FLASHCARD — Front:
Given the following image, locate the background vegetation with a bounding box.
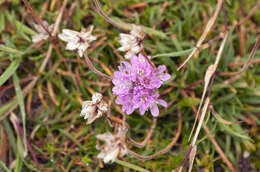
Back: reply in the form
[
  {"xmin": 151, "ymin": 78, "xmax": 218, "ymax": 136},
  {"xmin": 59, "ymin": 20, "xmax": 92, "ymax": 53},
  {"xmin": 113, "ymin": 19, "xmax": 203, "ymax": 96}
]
[{"xmin": 0, "ymin": 0, "xmax": 259, "ymax": 171}]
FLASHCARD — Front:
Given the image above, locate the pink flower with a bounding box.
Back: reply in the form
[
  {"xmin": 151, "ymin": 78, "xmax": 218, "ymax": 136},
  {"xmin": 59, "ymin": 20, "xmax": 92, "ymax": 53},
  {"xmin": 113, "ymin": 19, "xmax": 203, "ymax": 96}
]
[{"xmin": 112, "ymin": 54, "xmax": 170, "ymax": 117}]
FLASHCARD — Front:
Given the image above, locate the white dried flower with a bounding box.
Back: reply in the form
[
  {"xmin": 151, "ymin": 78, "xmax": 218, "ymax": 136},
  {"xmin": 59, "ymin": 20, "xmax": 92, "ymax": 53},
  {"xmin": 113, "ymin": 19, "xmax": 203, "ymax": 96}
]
[
  {"xmin": 96, "ymin": 125, "xmax": 128, "ymax": 163},
  {"xmin": 32, "ymin": 21, "xmax": 54, "ymax": 43},
  {"xmin": 118, "ymin": 24, "xmax": 145, "ymax": 59},
  {"xmin": 80, "ymin": 92, "xmax": 108, "ymax": 124},
  {"xmin": 58, "ymin": 26, "xmax": 96, "ymax": 57}
]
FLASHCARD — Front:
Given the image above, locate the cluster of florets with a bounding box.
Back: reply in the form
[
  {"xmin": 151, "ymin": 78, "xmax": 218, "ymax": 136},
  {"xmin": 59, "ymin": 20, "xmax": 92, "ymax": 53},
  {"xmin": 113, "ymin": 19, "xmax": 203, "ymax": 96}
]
[{"xmin": 112, "ymin": 54, "xmax": 170, "ymax": 117}]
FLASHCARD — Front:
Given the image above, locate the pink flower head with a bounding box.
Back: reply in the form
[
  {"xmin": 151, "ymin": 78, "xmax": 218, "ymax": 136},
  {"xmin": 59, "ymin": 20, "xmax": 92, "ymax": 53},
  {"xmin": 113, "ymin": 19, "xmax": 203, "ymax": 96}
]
[{"xmin": 112, "ymin": 54, "xmax": 170, "ymax": 117}]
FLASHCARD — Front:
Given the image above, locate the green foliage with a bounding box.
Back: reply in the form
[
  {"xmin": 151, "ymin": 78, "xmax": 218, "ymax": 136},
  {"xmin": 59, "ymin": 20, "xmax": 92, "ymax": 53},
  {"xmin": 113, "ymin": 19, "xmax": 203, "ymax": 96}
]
[{"xmin": 0, "ymin": 0, "xmax": 259, "ymax": 171}]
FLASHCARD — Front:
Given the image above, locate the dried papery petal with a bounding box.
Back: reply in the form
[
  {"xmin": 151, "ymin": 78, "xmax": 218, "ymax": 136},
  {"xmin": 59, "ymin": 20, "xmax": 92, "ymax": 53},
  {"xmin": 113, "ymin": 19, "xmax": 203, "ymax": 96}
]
[
  {"xmin": 92, "ymin": 92, "xmax": 103, "ymax": 104},
  {"xmin": 130, "ymin": 25, "xmax": 145, "ymax": 40},
  {"xmin": 118, "ymin": 25, "xmax": 145, "ymax": 59},
  {"xmin": 32, "ymin": 21, "xmax": 54, "ymax": 43},
  {"xmin": 96, "ymin": 125, "xmax": 128, "ymax": 163},
  {"xmin": 80, "ymin": 92, "xmax": 108, "ymax": 124},
  {"xmin": 58, "ymin": 26, "xmax": 97, "ymax": 57}
]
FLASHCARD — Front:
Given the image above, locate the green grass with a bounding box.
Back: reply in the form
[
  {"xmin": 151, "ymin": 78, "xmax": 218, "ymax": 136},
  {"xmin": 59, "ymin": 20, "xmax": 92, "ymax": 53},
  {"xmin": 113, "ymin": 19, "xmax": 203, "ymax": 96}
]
[{"xmin": 0, "ymin": 0, "xmax": 260, "ymax": 171}]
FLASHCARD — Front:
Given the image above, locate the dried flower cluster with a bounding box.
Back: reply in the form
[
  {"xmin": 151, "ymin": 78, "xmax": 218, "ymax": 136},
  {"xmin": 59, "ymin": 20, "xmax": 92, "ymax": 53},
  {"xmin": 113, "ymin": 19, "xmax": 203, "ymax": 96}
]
[
  {"xmin": 32, "ymin": 21, "xmax": 54, "ymax": 43},
  {"xmin": 96, "ymin": 125, "xmax": 128, "ymax": 163},
  {"xmin": 58, "ymin": 26, "xmax": 96, "ymax": 57},
  {"xmin": 118, "ymin": 25, "xmax": 145, "ymax": 59},
  {"xmin": 80, "ymin": 92, "xmax": 108, "ymax": 124},
  {"xmin": 112, "ymin": 54, "xmax": 170, "ymax": 117}
]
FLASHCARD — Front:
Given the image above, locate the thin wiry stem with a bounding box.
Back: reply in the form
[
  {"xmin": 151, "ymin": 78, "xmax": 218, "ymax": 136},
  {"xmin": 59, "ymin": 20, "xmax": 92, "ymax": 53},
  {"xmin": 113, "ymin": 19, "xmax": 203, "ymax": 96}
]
[
  {"xmin": 237, "ymin": 0, "xmax": 260, "ymax": 26},
  {"xmin": 127, "ymin": 118, "xmax": 157, "ymax": 148},
  {"xmin": 221, "ymin": 3, "xmax": 228, "ymax": 32},
  {"xmin": 219, "ymin": 35, "xmax": 260, "ymax": 77},
  {"xmin": 189, "ymin": 33, "xmax": 228, "ymax": 141},
  {"xmin": 177, "ymin": 0, "xmax": 223, "ymax": 70},
  {"xmin": 22, "ymin": 0, "xmax": 55, "ymax": 42},
  {"xmin": 141, "ymin": 49, "xmax": 156, "ymax": 70},
  {"xmin": 122, "ymin": 113, "xmax": 126, "ymax": 129},
  {"xmin": 93, "ymin": 0, "xmax": 127, "ymax": 30},
  {"xmin": 0, "ymin": 0, "xmax": 68, "ymax": 121},
  {"xmin": 15, "ymin": 121, "xmax": 40, "ymax": 171},
  {"xmin": 127, "ymin": 113, "xmax": 182, "ymax": 161},
  {"xmin": 179, "ymin": 90, "xmax": 236, "ymax": 172},
  {"xmin": 84, "ymin": 52, "xmax": 112, "ymax": 80},
  {"xmin": 185, "ymin": 33, "xmax": 235, "ymax": 172}
]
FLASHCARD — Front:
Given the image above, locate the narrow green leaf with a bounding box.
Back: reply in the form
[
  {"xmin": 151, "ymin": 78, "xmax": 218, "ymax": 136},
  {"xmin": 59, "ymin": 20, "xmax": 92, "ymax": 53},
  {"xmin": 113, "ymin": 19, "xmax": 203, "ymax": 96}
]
[
  {"xmin": 115, "ymin": 159, "xmax": 150, "ymax": 172},
  {"xmin": 13, "ymin": 72, "xmax": 28, "ymax": 154},
  {"xmin": 0, "ymin": 13, "xmax": 5, "ymax": 32},
  {"xmin": 3, "ymin": 119, "xmax": 17, "ymax": 153},
  {"xmin": 0, "ymin": 160, "xmax": 11, "ymax": 172},
  {"xmin": 0, "ymin": 58, "xmax": 21, "ymax": 87},
  {"xmin": 219, "ymin": 123, "xmax": 253, "ymax": 141},
  {"xmin": 58, "ymin": 129, "xmax": 86, "ymax": 151},
  {"xmin": 0, "ymin": 45, "xmax": 23, "ymax": 55},
  {"xmin": 14, "ymin": 151, "xmax": 22, "ymax": 172},
  {"xmin": 178, "ymin": 97, "xmax": 200, "ymax": 108},
  {"xmin": 152, "ymin": 48, "xmax": 193, "ymax": 58},
  {"xmin": 0, "ymin": 99, "xmax": 17, "ymax": 117}
]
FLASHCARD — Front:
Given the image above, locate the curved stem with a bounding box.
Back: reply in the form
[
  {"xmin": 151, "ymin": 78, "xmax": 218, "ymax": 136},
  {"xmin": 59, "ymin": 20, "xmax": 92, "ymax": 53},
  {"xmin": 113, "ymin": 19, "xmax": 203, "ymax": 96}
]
[
  {"xmin": 93, "ymin": 0, "xmax": 129, "ymax": 30},
  {"xmin": 127, "ymin": 113, "xmax": 182, "ymax": 161},
  {"xmin": 84, "ymin": 52, "xmax": 112, "ymax": 80},
  {"xmin": 22, "ymin": 0, "xmax": 55, "ymax": 42},
  {"xmin": 141, "ymin": 49, "xmax": 156, "ymax": 70},
  {"xmin": 127, "ymin": 118, "xmax": 157, "ymax": 148}
]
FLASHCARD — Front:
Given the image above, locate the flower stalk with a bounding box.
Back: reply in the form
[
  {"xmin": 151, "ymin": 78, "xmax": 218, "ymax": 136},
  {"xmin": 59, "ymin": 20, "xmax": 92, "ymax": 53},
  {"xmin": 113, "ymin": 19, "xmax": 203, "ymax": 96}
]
[{"xmin": 84, "ymin": 52, "xmax": 112, "ymax": 80}]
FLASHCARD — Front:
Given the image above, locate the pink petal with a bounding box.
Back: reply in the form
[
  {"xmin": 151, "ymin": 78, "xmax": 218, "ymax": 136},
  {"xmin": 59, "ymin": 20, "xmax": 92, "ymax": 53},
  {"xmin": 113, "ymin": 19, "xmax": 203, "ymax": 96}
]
[
  {"xmin": 157, "ymin": 99, "xmax": 168, "ymax": 108},
  {"xmin": 150, "ymin": 103, "xmax": 159, "ymax": 117}
]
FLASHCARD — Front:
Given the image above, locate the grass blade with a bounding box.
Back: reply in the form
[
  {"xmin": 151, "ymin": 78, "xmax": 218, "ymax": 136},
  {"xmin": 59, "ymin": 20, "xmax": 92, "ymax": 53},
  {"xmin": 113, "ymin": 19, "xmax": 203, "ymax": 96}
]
[
  {"xmin": 115, "ymin": 159, "xmax": 150, "ymax": 172},
  {"xmin": 13, "ymin": 72, "xmax": 28, "ymax": 154},
  {"xmin": 0, "ymin": 58, "xmax": 21, "ymax": 87},
  {"xmin": 152, "ymin": 48, "xmax": 193, "ymax": 58},
  {"xmin": 0, "ymin": 160, "xmax": 11, "ymax": 172}
]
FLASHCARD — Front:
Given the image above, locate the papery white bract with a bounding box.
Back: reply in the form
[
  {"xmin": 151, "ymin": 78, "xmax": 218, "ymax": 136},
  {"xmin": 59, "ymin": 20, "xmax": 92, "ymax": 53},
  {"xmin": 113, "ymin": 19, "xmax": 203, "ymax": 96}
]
[
  {"xmin": 80, "ymin": 92, "xmax": 108, "ymax": 124},
  {"xmin": 58, "ymin": 26, "xmax": 97, "ymax": 57},
  {"xmin": 96, "ymin": 125, "xmax": 128, "ymax": 163},
  {"xmin": 32, "ymin": 21, "xmax": 54, "ymax": 43},
  {"xmin": 118, "ymin": 25, "xmax": 145, "ymax": 59}
]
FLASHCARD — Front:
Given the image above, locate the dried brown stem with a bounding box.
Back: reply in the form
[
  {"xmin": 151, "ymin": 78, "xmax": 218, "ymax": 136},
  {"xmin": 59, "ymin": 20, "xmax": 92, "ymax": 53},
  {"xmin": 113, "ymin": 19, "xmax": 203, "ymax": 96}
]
[
  {"xmin": 189, "ymin": 33, "xmax": 228, "ymax": 141},
  {"xmin": 83, "ymin": 52, "xmax": 112, "ymax": 80},
  {"xmin": 221, "ymin": 3, "xmax": 228, "ymax": 32},
  {"xmin": 108, "ymin": 115, "xmax": 130, "ymax": 129},
  {"xmin": 202, "ymin": 123, "xmax": 236, "ymax": 172},
  {"xmin": 22, "ymin": 0, "xmax": 54, "ymax": 42},
  {"xmin": 127, "ymin": 112, "xmax": 182, "ymax": 161},
  {"xmin": 141, "ymin": 49, "xmax": 156, "ymax": 70},
  {"xmin": 219, "ymin": 35, "xmax": 260, "ymax": 77},
  {"xmin": 179, "ymin": 90, "xmax": 236, "ymax": 172},
  {"xmin": 237, "ymin": 0, "xmax": 260, "ymax": 26},
  {"xmin": 0, "ymin": 0, "xmax": 68, "ymax": 121},
  {"xmin": 127, "ymin": 118, "xmax": 157, "ymax": 148},
  {"xmin": 93, "ymin": 0, "xmax": 127, "ymax": 30},
  {"xmin": 15, "ymin": 120, "xmax": 40, "ymax": 171},
  {"xmin": 177, "ymin": 0, "xmax": 223, "ymax": 70}
]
